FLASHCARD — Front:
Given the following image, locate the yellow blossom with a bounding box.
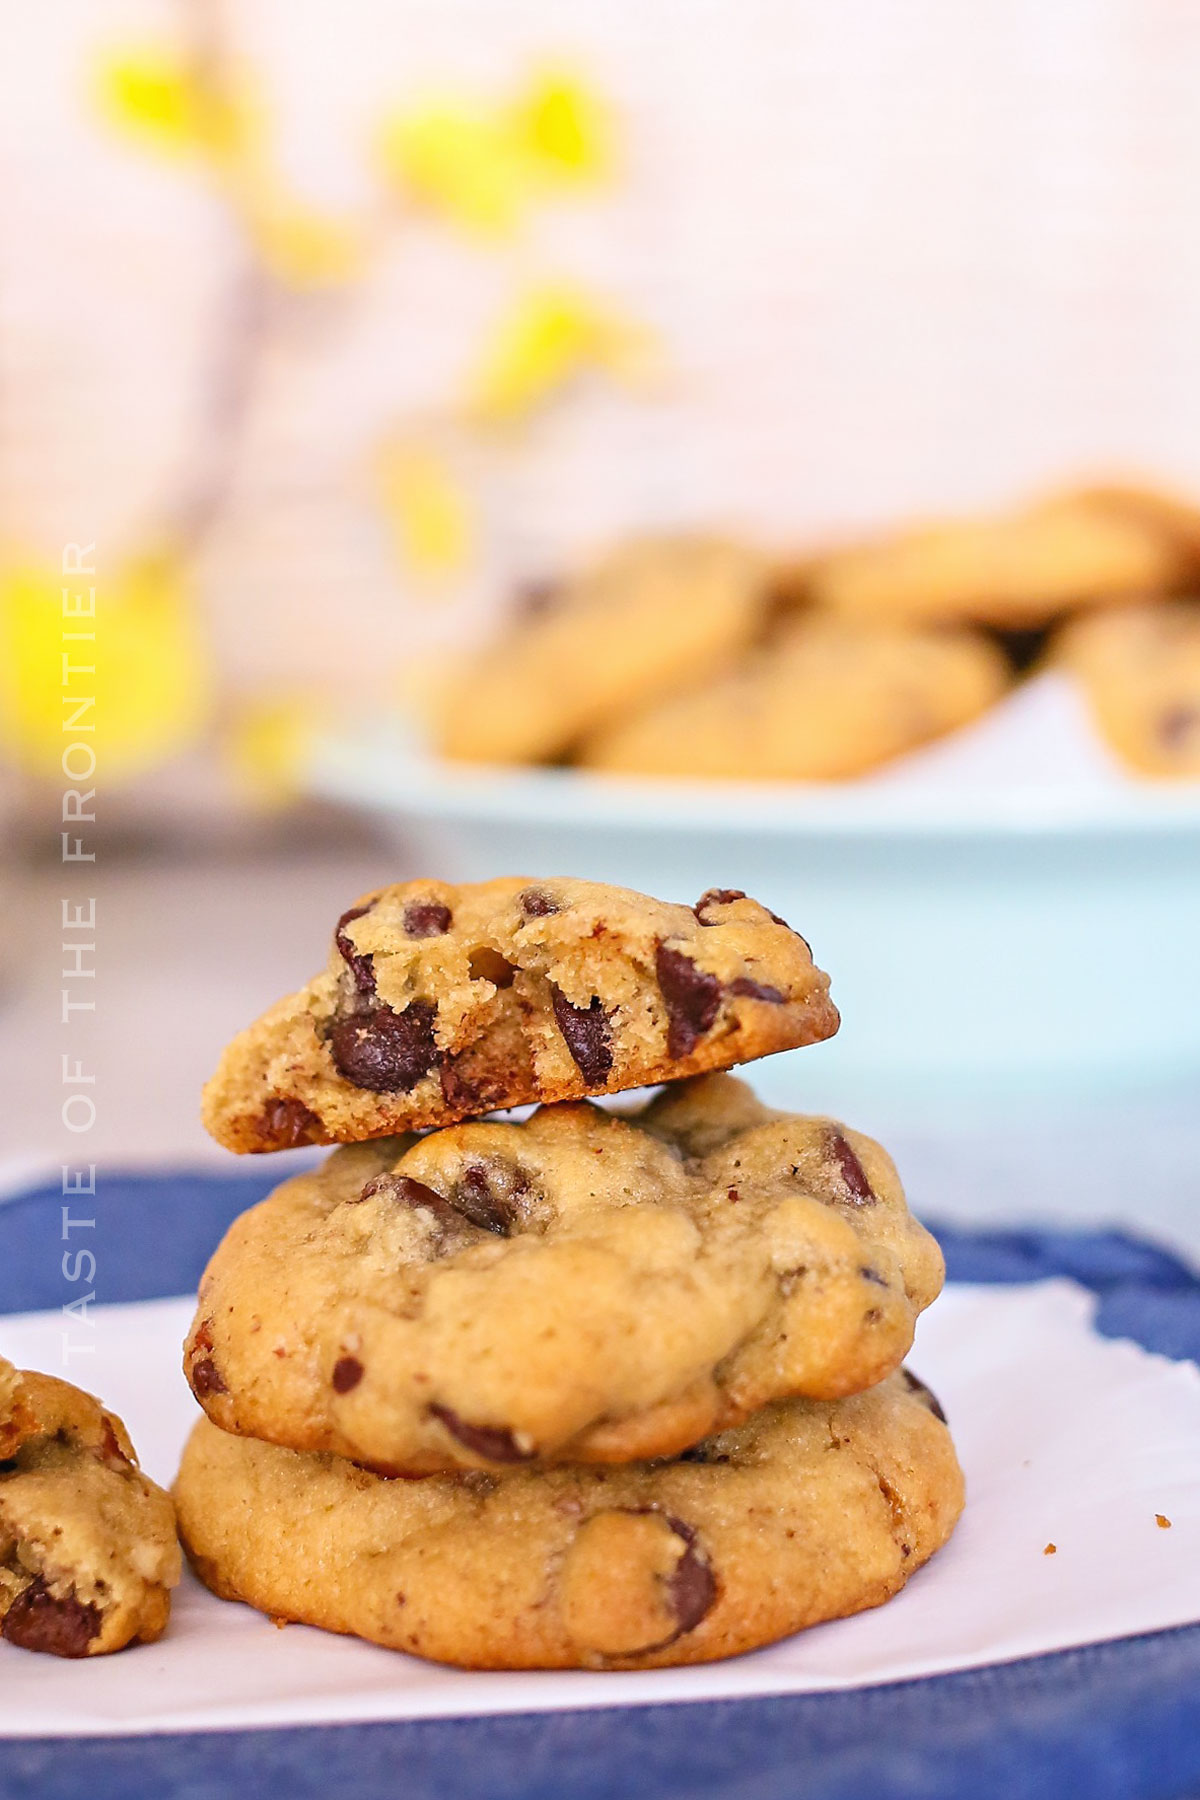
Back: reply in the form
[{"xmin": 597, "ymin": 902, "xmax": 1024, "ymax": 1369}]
[
  {"xmin": 377, "ymin": 68, "xmax": 611, "ymax": 234},
  {"xmin": 378, "ymin": 101, "xmax": 527, "ymax": 234},
  {"xmin": 467, "ymin": 285, "xmax": 655, "ymax": 423},
  {"xmin": 508, "ymin": 68, "xmax": 611, "ymax": 181},
  {"xmin": 94, "ymin": 45, "xmax": 254, "ymax": 165},
  {"xmin": 0, "ymin": 552, "xmax": 211, "ymax": 782},
  {"xmin": 239, "ymin": 176, "xmax": 365, "ymax": 288},
  {"xmin": 224, "ymin": 694, "xmax": 327, "ymax": 806},
  {"xmin": 377, "ymin": 442, "xmax": 474, "ymax": 580}
]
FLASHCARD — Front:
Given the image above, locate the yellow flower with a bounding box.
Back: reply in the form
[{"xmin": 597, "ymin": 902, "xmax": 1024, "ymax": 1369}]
[
  {"xmin": 0, "ymin": 552, "xmax": 212, "ymax": 782},
  {"xmin": 377, "ymin": 442, "xmax": 474, "ymax": 580},
  {"xmin": 508, "ymin": 68, "xmax": 611, "ymax": 182},
  {"xmin": 467, "ymin": 284, "xmax": 655, "ymax": 423},
  {"xmin": 94, "ymin": 45, "xmax": 254, "ymax": 165},
  {"xmin": 377, "ymin": 68, "xmax": 611, "ymax": 235},
  {"xmin": 238, "ymin": 174, "xmax": 365, "ymax": 288},
  {"xmin": 378, "ymin": 100, "xmax": 527, "ymax": 234},
  {"xmin": 224, "ymin": 694, "xmax": 327, "ymax": 807}
]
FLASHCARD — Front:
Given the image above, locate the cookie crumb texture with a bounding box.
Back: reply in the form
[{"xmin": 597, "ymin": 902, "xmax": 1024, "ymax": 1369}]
[
  {"xmin": 184, "ymin": 1073, "xmax": 943, "ymax": 1474},
  {"xmin": 201, "ymin": 879, "xmax": 838, "ymax": 1153},
  {"xmin": 174, "ymin": 1373, "xmax": 963, "ymax": 1670},
  {"xmin": 0, "ymin": 1357, "xmax": 180, "ymax": 1657}
]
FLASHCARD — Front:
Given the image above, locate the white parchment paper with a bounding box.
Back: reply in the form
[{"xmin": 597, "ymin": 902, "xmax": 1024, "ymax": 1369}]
[{"xmin": 0, "ymin": 1280, "xmax": 1197, "ymax": 1738}]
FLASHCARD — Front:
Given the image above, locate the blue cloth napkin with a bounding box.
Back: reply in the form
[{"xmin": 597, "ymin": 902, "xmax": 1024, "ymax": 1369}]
[{"xmin": 1, "ymin": 1169, "xmax": 1198, "ymax": 1800}]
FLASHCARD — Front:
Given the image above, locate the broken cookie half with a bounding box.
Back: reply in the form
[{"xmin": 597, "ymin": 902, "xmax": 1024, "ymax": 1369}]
[
  {"xmin": 202, "ymin": 877, "xmax": 839, "ymax": 1153},
  {"xmin": 0, "ymin": 1356, "xmax": 180, "ymax": 1657}
]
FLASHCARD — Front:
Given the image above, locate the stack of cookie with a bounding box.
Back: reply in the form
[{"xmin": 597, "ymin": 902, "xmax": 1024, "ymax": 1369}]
[{"xmin": 176, "ymin": 878, "xmax": 964, "ymax": 1670}]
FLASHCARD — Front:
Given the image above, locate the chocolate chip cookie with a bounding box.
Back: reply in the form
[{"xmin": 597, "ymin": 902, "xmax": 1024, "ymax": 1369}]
[
  {"xmin": 175, "ymin": 1368, "xmax": 963, "ymax": 1670},
  {"xmin": 185, "ymin": 1074, "xmax": 943, "ymax": 1474},
  {"xmin": 201, "ymin": 879, "xmax": 838, "ymax": 1153},
  {"xmin": 0, "ymin": 1357, "xmax": 180, "ymax": 1657},
  {"xmin": 1054, "ymin": 599, "xmax": 1200, "ymax": 777},
  {"xmin": 808, "ymin": 490, "xmax": 1188, "ymax": 629},
  {"xmin": 582, "ymin": 617, "xmax": 1009, "ymax": 780},
  {"xmin": 436, "ymin": 535, "xmax": 771, "ymax": 765}
]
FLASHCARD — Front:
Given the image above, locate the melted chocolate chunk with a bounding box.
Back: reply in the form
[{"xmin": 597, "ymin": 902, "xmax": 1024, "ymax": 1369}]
[
  {"xmin": 655, "ymin": 945, "xmax": 722, "ymax": 1058},
  {"xmin": 550, "ymin": 986, "xmax": 613, "ymax": 1083},
  {"xmin": 663, "ymin": 1518, "xmax": 717, "ymax": 1639},
  {"xmin": 902, "ymin": 1368, "xmax": 947, "ymax": 1423},
  {"xmin": 261, "ymin": 1097, "xmax": 321, "ymax": 1149},
  {"xmin": 455, "ymin": 1164, "xmax": 518, "ymax": 1235},
  {"xmin": 428, "ymin": 1404, "xmax": 534, "ymax": 1464},
  {"xmin": 694, "ymin": 888, "xmax": 746, "ymax": 922},
  {"xmin": 335, "ymin": 904, "xmax": 376, "ymax": 997},
  {"xmin": 330, "ymin": 1002, "xmax": 438, "ymax": 1093},
  {"xmin": 332, "ymin": 1356, "xmax": 364, "ymax": 1394},
  {"xmin": 519, "ymin": 888, "xmax": 560, "ymax": 918},
  {"xmin": 828, "ymin": 1128, "xmax": 874, "ymax": 1204},
  {"xmin": 728, "ymin": 976, "xmax": 786, "ymax": 1003},
  {"xmin": 515, "ymin": 577, "xmax": 563, "ymax": 621},
  {"xmin": 190, "ymin": 1356, "xmax": 227, "ymax": 1399},
  {"xmin": 1, "ymin": 1578, "xmax": 102, "ymax": 1658},
  {"xmin": 404, "ymin": 901, "xmax": 453, "ymax": 938},
  {"xmin": 1159, "ymin": 703, "xmax": 1200, "ymax": 751},
  {"xmin": 363, "ymin": 1172, "xmax": 461, "ymax": 1232}
]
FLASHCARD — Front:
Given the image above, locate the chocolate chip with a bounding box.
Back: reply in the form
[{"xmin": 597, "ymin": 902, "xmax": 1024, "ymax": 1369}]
[
  {"xmin": 190, "ymin": 1357, "xmax": 227, "ymax": 1399},
  {"xmin": 455, "ymin": 1165, "xmax": 518, "ymax": 1235},
  {"xmin": 261, "ymin": 1097, "xmax": 321, "ymax": 1148},
  {"xmin": 1, "ymin": 1579, "xmax": 102, "ymax": 1658},
  {"xmin": 550, "ymin": 986, "xmax": 613, "ymax": 1083},
  {"xmin": 694, "ymin": 888, "xmax": 746, "ymax": 922},
  {"xmin": 332, "ymin": 1356, "xmax": 364, "ymax": 1394},
  {"xmin": 663, "ymin": 1517, "xmax": 717, "ymax": 1639},
  {"xmin": 428, "ymin": 1404, "xmax": 534, "ymax": 1463},
  {"xmin": 1159, "ymin": 704, "xmax": 1200, "ymax": 751},
  {"xmin": 467, "ymin": 946, "xmax": 516, "ymax": 988},
  {"xmin": 515, "ymin": 577, "xmax": 562, "ymax": 621},
  {"xmin": 860, "ymin": 1265, "xmax": 888, "ymax": 1287},
  {"xmin": 335, "ymin": 904, "xmax": 376, "ymax": 997},
  {"xmin": 330, "ymin": 1001, "xmax": 438, "ymax": 1092},
  {"xmin": 656, "ymin": 945, "xmax": 721, "ymax": 1058},
  {"xmin": 519, "ymin": 888, "xmax": 559, "ymax": 918},
  {"xmin": 364, "ymin": 1171, "xmax": 458, "ymax": 1225},
  {"xmin": 902, "ymin": 1368, "xmax": 947, "ymax": 1423},
  {"xmin": 728, "ymin": 976, "xmax": 786, "ymax": 1003},
  {"xmin": 403, "ymin": 901, "xmax": 452, "ymax": 938},
  {"xmin": 828, "ymin": 1128, "xmax": 874, "ymax": 1203}
]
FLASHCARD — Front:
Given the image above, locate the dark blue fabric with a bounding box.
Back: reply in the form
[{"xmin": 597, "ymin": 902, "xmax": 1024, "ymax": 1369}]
[{"xmin": 1, "ymin": 1170, "xmax": 1198, "ymax": 1800}]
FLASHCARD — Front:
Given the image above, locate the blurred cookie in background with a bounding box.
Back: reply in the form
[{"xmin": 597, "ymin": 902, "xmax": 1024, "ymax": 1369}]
[
  {"xmin": 1053, "ymin": 599, "xmax": 1200, "ymax": 778},
  {"xmin": 806, "ymin": 486, "xmax": 1195, "ymax": 630},
  {"xmin": 581, "ymin": 617, "xmax": 1010, "ymax": 781},
  {"xmin": 436, "ymin": 535, "xmax": 771, "ymax": 766}
]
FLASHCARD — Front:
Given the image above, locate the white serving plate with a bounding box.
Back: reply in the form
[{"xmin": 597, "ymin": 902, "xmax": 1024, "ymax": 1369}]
[{"xmin": 304, "ymin": 680, "xmax": 1200, "ymax": 1114}]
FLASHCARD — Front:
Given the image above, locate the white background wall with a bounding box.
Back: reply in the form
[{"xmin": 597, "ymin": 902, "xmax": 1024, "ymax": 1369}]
[{"xmin": 5, "ymin": 0, "xmax": 1200, "ymax": 699}]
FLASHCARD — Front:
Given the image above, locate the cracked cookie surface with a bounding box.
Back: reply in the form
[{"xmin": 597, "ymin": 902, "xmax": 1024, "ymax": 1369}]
[
  {"xmin": 185, "ymin": 1074, "xmax": 943, "ymax": 1475},
  {"xmin": 435, "ymin": 535, "xmax": 771, "ymax": 766},
  {"xmin": 174, "ymin": 1369, "xmax": 963, "ymax": 1670},
  {"xmin": 0, "ymin": 1357, "xmax": 179, "ymax": 1657},
  {"xmin": 201, "ymin": 879, "xmax": 838, "ymax": 1153}
]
